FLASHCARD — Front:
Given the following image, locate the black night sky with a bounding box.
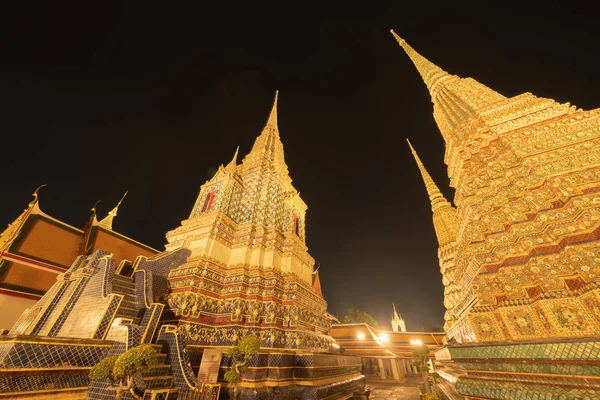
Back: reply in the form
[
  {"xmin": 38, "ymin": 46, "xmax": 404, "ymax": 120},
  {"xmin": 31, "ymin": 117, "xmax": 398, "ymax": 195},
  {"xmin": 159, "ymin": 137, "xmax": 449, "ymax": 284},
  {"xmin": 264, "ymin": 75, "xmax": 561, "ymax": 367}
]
[{"xmin": 2, "ymin": 2, "xmax": 599, "ymax": 330}]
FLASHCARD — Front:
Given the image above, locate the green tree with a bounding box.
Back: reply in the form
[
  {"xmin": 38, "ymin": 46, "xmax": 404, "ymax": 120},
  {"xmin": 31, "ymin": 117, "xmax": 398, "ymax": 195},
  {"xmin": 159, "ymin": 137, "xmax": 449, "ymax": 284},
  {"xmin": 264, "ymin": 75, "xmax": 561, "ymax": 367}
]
[
  {"xmin": 341, "ymin": 308, "xmax": 379, "ymax": 327},
  {"xmin": 89, "ymin": 344, "xmax": 158, "ymax": 400},
  {"xmin": 224, "ymin": 334, "xmax": 261, "ymax": 400}
]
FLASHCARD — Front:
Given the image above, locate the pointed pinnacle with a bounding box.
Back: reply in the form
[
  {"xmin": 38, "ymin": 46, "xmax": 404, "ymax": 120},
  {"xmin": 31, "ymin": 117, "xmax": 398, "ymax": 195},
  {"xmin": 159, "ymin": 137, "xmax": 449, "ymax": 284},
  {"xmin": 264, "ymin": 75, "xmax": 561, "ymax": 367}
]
[
  {"xmin": 117, "ymin": 191, "xmax": 128, "ymax": 207},
  {"xmin": 227, "ymin": 146, "xmax": 239, "ymax": 167},
  {"xmin": 98, "ymin": 191, "xmax": 128, "ymax": 230},
  {"xmin": 266, "ymin": 90, "xmax": 279, "ymax": 128},
  {"xmin": 109, "ymin": 191, "xmax": 128, "ymax": 216},
  {"xmin": 406, "ymin": 139, "xmax": 451, "ymax": 212},
  {"xmin": 390, "ymin": 30, "xmax": 449, "ymax": 93}
]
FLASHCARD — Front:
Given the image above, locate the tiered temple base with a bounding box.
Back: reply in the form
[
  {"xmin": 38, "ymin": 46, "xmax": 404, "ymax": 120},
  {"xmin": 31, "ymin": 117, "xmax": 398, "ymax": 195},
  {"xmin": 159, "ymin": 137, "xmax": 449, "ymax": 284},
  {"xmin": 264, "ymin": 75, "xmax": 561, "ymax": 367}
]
[
  {"xmin": 0, "ymin": 335, "xmax": 111, "ymax": 399},
  {"xmin": 217, "ymin": 352, "xmax": 365, "ymax": 400},
  {"xmin": 435, "ymin": 337, "xmax": 600, "ymax": 399}
]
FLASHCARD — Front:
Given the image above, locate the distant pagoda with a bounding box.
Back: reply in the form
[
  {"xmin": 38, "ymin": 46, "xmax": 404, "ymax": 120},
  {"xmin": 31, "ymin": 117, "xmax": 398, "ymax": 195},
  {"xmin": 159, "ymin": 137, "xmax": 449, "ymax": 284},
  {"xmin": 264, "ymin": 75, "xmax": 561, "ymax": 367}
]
[{"xmin": 391, "ymin": 303, "xmax": 406, "ymax": 332}]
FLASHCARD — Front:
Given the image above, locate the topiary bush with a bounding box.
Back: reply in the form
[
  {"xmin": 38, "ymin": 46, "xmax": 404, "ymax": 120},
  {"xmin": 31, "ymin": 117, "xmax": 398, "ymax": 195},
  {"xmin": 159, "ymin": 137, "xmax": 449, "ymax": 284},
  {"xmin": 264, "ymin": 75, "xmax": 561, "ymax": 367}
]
[
  {"xmin": 113, "ymin": 344, "xmax": 157, "ymax": 379},
  {"xmin": 224, "ymin": 334, "xmax": 260, "ymax": 383},
  {"xmin": 224, "ymin": 334, "xmax": 261, "ymax": 399},
  {"xmin": 89, "ymin": 355, "xmax": 118, "ymax": 381},
  {"xmin": 89, "ymin": 345, "xmax": 157, "ymax": 400}
]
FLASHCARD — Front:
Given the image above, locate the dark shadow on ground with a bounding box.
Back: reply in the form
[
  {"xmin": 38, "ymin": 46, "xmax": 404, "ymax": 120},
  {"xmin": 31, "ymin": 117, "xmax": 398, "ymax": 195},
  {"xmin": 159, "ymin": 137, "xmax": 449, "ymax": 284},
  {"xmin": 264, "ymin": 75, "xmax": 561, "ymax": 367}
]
[{"xmin": 366, "ymin": 375, "xmax": 422, "ymax": 400}]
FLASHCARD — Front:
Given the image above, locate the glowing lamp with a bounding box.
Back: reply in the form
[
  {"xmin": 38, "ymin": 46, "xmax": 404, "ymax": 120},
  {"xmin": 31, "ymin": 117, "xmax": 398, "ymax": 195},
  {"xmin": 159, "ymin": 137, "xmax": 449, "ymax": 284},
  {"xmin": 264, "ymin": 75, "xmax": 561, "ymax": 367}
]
[
  {"xmin": 410, "ymin": 339, "xmax": 422, "ymax": 345},
  {"xmin": 379, "ymin": 333, "xmax": 389, "ymax": 343},
  {"xmin": 357, "ymin": 332, "xmax": 365, "ymax": 340}
]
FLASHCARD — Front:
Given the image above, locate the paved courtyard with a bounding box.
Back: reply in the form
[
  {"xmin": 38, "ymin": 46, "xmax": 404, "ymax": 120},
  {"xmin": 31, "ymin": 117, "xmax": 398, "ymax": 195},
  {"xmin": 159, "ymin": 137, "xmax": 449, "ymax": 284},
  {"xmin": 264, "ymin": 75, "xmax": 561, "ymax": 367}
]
[{"xmin": 366, "ymin": 375, "xmax": 422, "ymax": 400}]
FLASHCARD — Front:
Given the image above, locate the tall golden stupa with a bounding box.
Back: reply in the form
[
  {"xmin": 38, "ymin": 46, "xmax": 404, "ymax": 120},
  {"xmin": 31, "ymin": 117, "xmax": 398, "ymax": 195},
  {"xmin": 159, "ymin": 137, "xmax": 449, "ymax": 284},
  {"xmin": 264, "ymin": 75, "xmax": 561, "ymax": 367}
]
[
  {"xmin": 393, "ymin": 30, "xmax": 600, "ymax": 398},
  {"xmin": 393, "ymin": 30, "xmax": 600, "ymax": 344}
]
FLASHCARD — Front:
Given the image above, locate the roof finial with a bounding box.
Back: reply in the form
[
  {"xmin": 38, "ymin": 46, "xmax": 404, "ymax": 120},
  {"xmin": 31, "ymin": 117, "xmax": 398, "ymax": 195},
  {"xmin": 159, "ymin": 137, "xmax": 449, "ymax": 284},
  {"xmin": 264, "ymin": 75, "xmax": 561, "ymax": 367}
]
[
  {"xmin": 393, "ymin": 302, "xmax": 399, "ymax": 318},
  {"xmin": 98, "ymin": 191, "xmax": 128, "ymax": 230},
  {"xmin": 29, "ymin": 184, "xmax": 48, "ymax": 207},
  {"xmin": 91, "ymin": 200, "xmax": 101, "ymax": 213},
  {"xmin": 406, "ymin": 139, "xmax": 451, "ymax": 212},
  {"xmin": 390, "ymin": 30, "xmax": 449, "ymax": 93}
]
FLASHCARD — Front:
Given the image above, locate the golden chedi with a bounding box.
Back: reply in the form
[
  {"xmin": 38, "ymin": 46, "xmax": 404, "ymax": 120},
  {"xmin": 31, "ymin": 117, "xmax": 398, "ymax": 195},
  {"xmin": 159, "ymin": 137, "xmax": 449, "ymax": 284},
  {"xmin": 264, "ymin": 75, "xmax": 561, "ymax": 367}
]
[{"xmin": 393, "ymin": 30, "xmax": 600, "ymax": 344}]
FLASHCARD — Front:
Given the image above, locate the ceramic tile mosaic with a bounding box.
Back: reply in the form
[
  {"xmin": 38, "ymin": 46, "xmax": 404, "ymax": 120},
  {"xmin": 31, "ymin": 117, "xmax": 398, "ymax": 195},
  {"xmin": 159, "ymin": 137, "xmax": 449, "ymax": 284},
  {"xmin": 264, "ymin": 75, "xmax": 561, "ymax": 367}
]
[
  {"xmin": 449, "ymin": 339, "xmax": 600, "ymax": 360},
  {"xmin": 456, "ymin": 376, "xmax": 598, "ymax": 400}
]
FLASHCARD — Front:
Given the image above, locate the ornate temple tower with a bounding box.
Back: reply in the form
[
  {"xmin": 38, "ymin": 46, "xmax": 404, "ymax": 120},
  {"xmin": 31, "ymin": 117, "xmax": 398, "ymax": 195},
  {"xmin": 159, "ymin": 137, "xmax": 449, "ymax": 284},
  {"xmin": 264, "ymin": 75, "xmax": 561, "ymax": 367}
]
[
  {"xmin": 164, "ymin": 92, "xmax": 333, "ymax": 352},
  {"xmin": 407, "ymin": 140, "xmax": 460, "ymax": 332},
  {"xmin": 165, "ymin": 91, "xmax": 313, "ymax": 284},
  {"xmin": 0, "ymin": 92, "xmax": 365, "ymax": 400},
  {"xmin": 391, "ymin": 303, "xmax": 406, "ymax": 332},
  {"xmin": 393, "ymin": 30, "xmax": 600, "ymax": 345}
]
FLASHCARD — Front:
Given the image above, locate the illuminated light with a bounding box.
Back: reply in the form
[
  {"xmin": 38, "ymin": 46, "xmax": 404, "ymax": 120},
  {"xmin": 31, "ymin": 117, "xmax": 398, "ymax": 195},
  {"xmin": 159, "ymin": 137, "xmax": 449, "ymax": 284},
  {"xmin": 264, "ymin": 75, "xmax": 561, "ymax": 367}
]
[
  {"xmin": 357, "ymin": 332, "xmax": 365, "ymax": 340},
  {"xmin": 410, "ymin": 339, "xmax": 422, "ymax": 345},
  {"xmin": 332, "ymin": 343, "xmax": 340, "ymax": 349},
  {"xmin": 379, "ymin": 333, "xmax": 389, "ymax": 343}
]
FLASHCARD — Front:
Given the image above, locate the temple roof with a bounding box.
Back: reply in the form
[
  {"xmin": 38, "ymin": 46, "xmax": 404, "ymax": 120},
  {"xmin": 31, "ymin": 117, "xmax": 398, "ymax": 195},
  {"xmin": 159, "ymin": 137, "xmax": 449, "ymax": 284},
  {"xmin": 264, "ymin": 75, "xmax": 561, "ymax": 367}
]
[{"xmin": 330, "ymin": 323, "xmax": 445, "ymax": 358}]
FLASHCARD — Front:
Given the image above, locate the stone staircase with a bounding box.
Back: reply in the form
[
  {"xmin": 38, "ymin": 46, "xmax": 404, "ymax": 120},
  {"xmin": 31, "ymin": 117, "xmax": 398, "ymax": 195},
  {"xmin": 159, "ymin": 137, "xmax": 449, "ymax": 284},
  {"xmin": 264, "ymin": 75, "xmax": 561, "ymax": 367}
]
[
  {"xmin": 110, "ymin": 276, "xmax": 180, "ymax": 398},
  {"xmin": 142, "ymin": 344, "xmax": 174, "ymax": 390},
  {"xmin": 112, "ymin": 275, "xmax": 143, "ymax": 324},
  {"xmin": 125, "ymin": 343, "xmax": 177, "ymax": 400}
]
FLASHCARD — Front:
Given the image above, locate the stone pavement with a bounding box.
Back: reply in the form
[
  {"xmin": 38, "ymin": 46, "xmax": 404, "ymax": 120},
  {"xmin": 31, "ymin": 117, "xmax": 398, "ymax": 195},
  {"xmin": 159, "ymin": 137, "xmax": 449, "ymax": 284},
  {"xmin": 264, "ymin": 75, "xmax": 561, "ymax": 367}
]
[{"xmin": 365, "ymin": 375, "xmax": 422, "ymax": 400}]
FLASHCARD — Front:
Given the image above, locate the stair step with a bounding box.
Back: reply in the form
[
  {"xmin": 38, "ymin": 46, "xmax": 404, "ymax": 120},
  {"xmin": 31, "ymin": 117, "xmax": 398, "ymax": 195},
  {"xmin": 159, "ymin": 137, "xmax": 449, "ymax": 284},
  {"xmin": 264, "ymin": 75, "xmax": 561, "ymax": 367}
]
[
  {"xmin": 143, "ymin": 375, "xmax": 173, "ymax": 381},
  {"xmin": 143, "ymin": 375, "xmax": 173, "ymax": 389},
  {"xmin": 119, "ymin": 293, "xmax": 136, "ymax": 302},
  {"xmin": 156, "ymin": 354, "xmax": 167, "ymax": 364},
  {"xmin": 113, "ymin": 275, "xmax": 134, "ymax": 283},
  {"xmin": 120, "ymin": 299, "xmax": 139, "ymax": 309},
  {"xmin": 116, "ymin": 308, "xmax": 142, "ymax": 319},
  {"xmin": 147, "ymin": 364, "xmax": 171, "ymax": 376},
  {"xmin": 113, "ymin": 286, "xmax": 136, "ymax": 295}
]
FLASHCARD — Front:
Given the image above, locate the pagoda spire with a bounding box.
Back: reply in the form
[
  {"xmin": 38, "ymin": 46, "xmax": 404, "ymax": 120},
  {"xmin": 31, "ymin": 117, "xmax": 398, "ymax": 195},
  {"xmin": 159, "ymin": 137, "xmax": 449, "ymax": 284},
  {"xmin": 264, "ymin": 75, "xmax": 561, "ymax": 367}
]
[
  {"xmin": 406, "ymin": 139, "xmax": 452, "ymax": 212},
  {"xmin": 391, "ymin": 31, "xmax": 506, "ymax": 138},
  {"xmin": 245, "ymin": 90, "xmax": 287, "ymax": 170},
  {"xmin": 98, "ymin": 191, "xmax": 128, "ymax": 230},
  {"xmin": 407, "ymin": 139, "xmax": 459, "ymax": 247},
  {"xmin": 390, "ymin": 30, "xmax": 449, "ymax": 94},
  {"xmin": 266, "ymin": 90, "xmax": 278, "ymax": 130},
  {"xmin": 393, "ymin": 303, "xmax": 399, "ymax": 319},
  {"xmin": 226, "ymin": 146, "xmax": 239, "ymax": 169}
]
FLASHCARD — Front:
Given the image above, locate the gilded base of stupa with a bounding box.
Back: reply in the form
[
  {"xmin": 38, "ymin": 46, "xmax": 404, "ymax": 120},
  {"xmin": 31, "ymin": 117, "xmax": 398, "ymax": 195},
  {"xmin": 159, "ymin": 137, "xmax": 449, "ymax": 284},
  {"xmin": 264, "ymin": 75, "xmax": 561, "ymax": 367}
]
[{"xmin": 436, "ymin": 337, "xmax": 600, "ymax": 399}]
